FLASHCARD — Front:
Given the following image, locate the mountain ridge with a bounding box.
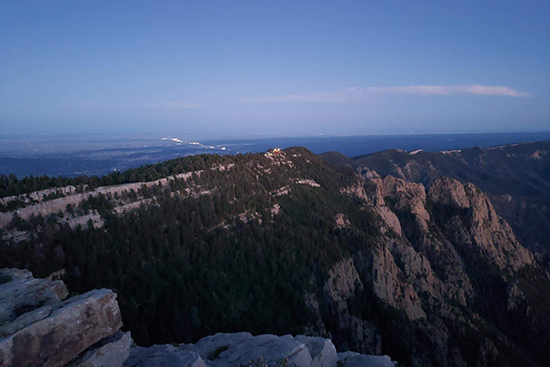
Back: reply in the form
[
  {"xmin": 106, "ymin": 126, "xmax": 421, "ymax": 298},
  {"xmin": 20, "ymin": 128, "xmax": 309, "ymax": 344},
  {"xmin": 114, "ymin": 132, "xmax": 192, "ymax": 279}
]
[{"xmin": 324, "ymin": 140, "xmax": 550, "ymax": 256}]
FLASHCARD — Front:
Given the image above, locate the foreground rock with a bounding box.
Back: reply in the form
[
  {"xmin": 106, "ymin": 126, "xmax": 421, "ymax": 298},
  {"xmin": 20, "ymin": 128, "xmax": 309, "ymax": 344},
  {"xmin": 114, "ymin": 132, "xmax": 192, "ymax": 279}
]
[
  {"xmin": 124, "ymin": 332, "xmax": 396, "ymax": 367},
  {"xmin": 0, "ymin": 268, "xmax": 128, "ymax": 367},
  {"xmin": 0, "ymin": 268, "xmax": 68, "ymax": 330}
]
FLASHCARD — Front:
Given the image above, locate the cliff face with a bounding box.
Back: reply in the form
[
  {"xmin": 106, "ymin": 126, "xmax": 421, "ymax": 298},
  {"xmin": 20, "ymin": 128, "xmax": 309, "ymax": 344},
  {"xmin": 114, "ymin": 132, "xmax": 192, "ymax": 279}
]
[{"xmin": 315, "ymin": 175, "xmax": 549, "ymax": 366}]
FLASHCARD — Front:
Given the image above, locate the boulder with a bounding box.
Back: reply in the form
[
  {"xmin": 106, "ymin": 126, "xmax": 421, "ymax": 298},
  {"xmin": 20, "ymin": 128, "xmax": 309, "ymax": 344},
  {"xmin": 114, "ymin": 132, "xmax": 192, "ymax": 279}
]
[
  {"xmin": 0, "ymin": 288, "xmax": 122, "ymax": 367},
  {"xmin": 186, "ymin": 332, "xmax": 253, "ymax": 359}
]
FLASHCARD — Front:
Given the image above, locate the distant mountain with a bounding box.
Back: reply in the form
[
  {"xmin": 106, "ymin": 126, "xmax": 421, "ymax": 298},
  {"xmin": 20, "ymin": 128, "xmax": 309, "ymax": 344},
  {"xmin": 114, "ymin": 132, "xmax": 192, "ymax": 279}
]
[{"xmin": 1, "ymin": 146, "xmax": 550, "ymax": 366}]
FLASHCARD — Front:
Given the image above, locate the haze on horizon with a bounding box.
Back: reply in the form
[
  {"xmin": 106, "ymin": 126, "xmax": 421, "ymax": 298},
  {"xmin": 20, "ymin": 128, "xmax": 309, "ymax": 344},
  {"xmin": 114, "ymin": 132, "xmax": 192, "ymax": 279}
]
[{"xmin": 0, "ymin": 1, "xmax": 549, "ymax": 138}]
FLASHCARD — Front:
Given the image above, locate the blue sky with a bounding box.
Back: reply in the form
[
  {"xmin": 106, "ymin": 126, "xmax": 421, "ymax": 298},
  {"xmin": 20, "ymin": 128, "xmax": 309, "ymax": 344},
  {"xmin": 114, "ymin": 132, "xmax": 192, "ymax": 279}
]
[{"xmin": 0, "ymin": 0, "xmax": 549, "ymax": 137}]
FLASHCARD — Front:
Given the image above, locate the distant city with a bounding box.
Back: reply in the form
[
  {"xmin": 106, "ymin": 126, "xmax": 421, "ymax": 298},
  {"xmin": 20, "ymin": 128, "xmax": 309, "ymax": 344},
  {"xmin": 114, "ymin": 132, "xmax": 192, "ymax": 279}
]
[{"xmin": 1, "ymin": 131, "xmax": 549, "ymax": 177}]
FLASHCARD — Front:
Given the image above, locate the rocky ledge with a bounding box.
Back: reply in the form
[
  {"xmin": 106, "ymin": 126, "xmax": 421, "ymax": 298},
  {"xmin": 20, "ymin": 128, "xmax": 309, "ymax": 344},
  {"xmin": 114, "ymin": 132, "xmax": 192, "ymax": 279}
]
[{"xmin": 0, "ymin": 268, "xmax": 395, "ymax": 367}]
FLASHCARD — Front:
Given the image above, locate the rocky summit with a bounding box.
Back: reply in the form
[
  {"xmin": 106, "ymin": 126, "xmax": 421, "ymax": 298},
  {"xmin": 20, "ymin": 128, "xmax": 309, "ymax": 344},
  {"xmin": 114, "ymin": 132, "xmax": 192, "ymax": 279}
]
[{"xmin": 0, "ymin": 268, "xmax": 395, "ymax": 367}]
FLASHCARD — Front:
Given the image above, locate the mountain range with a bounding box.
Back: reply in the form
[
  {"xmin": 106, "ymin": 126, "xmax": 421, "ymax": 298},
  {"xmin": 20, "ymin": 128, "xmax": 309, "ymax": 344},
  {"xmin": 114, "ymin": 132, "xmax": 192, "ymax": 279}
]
[{"xmin": 1, "ymin": 141, "xmax": 550, "ymax": 366}]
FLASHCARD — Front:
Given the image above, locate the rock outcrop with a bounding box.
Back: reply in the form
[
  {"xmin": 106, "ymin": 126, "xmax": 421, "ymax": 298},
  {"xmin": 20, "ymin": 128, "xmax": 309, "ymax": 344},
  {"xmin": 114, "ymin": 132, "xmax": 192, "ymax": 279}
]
[
  {"xmin": 125, "ymin": 332, "xmax": 395, "ymax": 367},
  {"xmin": 338, "ymin": 352, "xmax": 395, "ymax": 367},
  {"xmin": 0, "ymin": 268, "xmax": 130, "ymax": 367}
]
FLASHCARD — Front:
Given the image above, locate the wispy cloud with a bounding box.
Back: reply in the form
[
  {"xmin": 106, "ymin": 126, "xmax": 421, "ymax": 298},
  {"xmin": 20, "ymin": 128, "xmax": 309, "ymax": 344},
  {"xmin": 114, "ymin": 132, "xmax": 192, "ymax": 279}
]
[
  {"xmin": 248, "ymin": 85, "xmax": 530, "ymax": 103},
  {"xmin": 144, "ymin": 102, "xmax": 205, "ymax": 109}
]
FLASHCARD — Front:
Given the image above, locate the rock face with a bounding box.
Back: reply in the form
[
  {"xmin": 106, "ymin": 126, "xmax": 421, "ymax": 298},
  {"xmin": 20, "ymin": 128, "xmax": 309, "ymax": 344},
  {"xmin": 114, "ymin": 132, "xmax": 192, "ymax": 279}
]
[
  {"xmin": 329, "ymin": 175, "xmax": 548, "ymax": 365},
  {"xmin": 428, "ymin": 178, "xmax": 535, "ymax": 273},
  {"xmin": 0, "ymin": 268, "xmax": 130, "ymax": 367},
  {"xmin": 0, "ymin": 289, "xmax": 122, "ymax": 367}
]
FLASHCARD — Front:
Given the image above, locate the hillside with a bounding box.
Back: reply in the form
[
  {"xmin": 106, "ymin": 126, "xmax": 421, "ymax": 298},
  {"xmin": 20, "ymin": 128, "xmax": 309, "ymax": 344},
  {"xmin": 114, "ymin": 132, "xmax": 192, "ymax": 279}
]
[{"xmin": 1, "ymin": 146, "xmax": 550, "ymax": 366}]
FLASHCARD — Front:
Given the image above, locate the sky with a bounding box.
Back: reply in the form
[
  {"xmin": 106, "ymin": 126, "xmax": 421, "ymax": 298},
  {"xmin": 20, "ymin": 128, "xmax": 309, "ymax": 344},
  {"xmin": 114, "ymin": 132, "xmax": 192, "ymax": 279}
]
[{"xmin": 0, "ymin": 0, "xmax": 549, "ymax": 137}]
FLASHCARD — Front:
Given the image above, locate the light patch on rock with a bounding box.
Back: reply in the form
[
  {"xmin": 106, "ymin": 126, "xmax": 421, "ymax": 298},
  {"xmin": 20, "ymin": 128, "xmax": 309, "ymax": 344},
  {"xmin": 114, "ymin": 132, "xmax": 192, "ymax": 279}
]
[
  {"xmin": 506, "ymin": 282, "xmax": 525, "ymax": 311},
  {"xmin": 335, "ymin": 213, "xmax": 350, "ymax": 228},
  {"xmin": 529, "ymin": 150, "xmax": 546, "ymax": 159},
  {"xmin": 292, "ymin": 179, "xmax": 321, "ymax": 188},
  {"xmin": 324, "ymin": 259, "xmax": 361, "ymax": 313},
  {"xmin": 273, "ymin": 186, "xmax": 291, "ymax": 197}
]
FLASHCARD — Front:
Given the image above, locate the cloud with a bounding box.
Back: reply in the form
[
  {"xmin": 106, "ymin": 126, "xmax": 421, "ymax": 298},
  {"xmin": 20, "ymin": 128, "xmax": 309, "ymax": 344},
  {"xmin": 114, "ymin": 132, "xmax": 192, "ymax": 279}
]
[
  {"xmin": 249, "ymin": 85, "xmax": 529, "ymax": 103},
  {"xmin": 144, "ymin": 102, "xmax": 205, "ymax": 109},
  {"xmin": 368, "ymin": 85, "xmax": 529, "ymax": 97}
]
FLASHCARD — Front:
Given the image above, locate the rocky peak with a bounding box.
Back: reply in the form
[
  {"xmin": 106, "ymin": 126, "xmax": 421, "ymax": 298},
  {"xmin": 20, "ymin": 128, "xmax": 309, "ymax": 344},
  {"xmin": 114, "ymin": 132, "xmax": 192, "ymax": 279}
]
[
  {"xmin": 428, "ymin": 177, "xmax": 535, "ymax": 272},
  {"xmin": 428, "ymin": 177, "xmax": 471, "ymax": 208},
  {"xmin": 373, "ymin": 176, "xmax": 430, "ymax": 223}
]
